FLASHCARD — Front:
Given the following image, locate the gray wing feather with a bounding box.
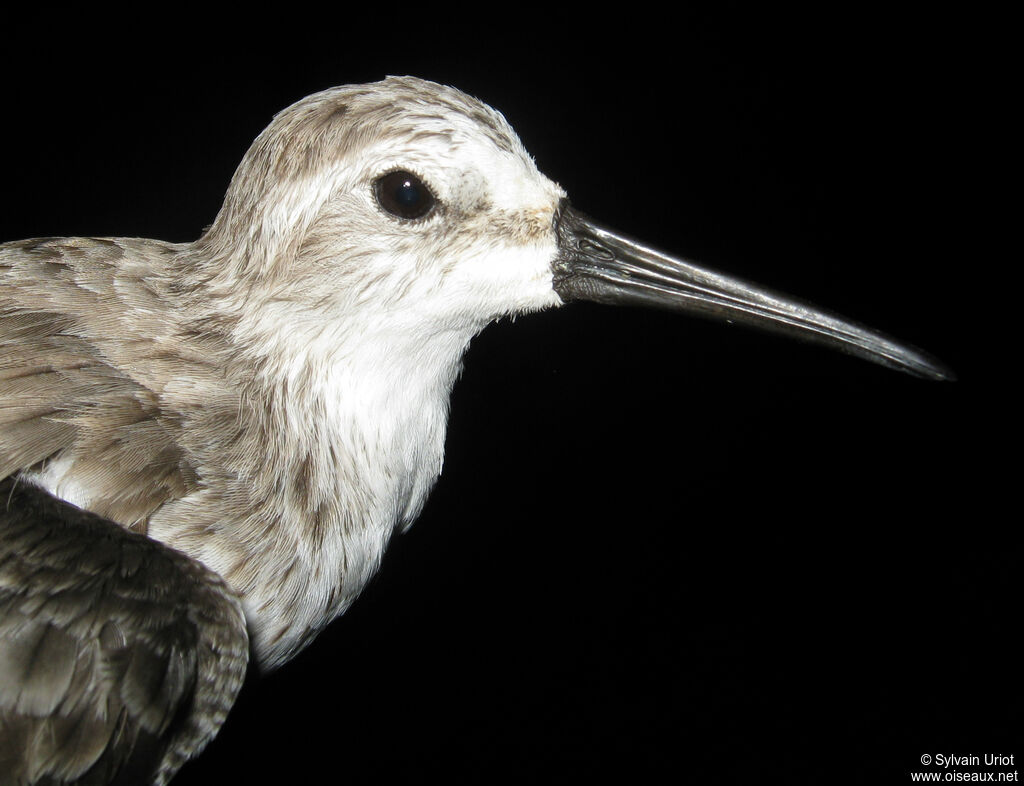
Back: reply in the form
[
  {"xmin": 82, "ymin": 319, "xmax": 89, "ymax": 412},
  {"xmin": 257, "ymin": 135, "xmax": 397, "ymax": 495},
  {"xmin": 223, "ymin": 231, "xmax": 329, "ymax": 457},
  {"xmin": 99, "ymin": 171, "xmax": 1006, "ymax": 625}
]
[{"xmin": 0, "ymin": 478, "xmax": 249, "ymax": 786}]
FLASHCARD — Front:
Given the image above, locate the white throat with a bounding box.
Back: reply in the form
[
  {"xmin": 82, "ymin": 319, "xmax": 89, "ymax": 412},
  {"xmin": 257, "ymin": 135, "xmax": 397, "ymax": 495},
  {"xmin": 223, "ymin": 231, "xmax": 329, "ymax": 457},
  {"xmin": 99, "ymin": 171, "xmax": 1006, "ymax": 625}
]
[{"xmin": 159, "ymin": 308, "xmax": 482, "ymax": 667}]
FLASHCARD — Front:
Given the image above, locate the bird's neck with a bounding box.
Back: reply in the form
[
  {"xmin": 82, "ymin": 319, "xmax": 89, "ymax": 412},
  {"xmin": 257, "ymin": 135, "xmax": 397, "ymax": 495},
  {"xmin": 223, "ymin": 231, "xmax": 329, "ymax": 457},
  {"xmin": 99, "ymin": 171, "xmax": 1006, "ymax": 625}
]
[{"xmin": 147, "ymin": 307, "xmax": 481, "ymax": 668}]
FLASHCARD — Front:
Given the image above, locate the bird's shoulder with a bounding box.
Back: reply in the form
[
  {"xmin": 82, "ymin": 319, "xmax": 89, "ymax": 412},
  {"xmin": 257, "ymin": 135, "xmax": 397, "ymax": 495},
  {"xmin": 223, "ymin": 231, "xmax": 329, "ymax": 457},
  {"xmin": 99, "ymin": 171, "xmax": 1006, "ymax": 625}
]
[
  {"xmin": 0, "ymin": 236, "xmax": 204, "ymax": 524},
  {"xmin": 0, "ymin": 477, "xmax": 249, "ymax": 786}
]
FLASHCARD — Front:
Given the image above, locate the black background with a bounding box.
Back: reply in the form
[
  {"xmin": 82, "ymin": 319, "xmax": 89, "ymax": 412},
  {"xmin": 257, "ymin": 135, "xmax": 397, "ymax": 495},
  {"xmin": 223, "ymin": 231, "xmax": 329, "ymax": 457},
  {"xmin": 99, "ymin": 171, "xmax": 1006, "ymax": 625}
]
[{"xmin": 0, "ymin": 7, "xmax": 1014, "ymax": 785}]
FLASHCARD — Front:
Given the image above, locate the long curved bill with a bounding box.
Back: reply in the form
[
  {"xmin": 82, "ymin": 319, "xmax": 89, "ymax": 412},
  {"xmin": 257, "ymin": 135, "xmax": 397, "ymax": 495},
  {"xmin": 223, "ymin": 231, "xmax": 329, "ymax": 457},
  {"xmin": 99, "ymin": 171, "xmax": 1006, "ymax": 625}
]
[{"xmin": 551, "ymin": 205, "xmax": 954, "ymax": 381}]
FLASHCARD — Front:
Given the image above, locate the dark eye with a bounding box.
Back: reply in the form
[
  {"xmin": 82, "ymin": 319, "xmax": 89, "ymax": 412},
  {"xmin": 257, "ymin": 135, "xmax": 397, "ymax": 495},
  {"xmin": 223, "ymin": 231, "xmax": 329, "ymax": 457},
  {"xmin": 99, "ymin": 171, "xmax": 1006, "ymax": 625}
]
[{"xmin": 374, "ymin": 170, "xmax": 436, "ymax": 220}]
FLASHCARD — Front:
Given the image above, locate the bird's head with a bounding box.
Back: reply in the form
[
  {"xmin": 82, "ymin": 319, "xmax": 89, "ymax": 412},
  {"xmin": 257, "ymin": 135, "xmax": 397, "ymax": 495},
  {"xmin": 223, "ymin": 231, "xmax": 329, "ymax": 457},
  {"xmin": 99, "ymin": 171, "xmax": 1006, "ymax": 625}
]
[
  {"xmin": 193, "ymin": 76, "xmax": 563, "ymax": 357},
  {"xmin": 191, "ymin": 75, "xmax": 951, "ymax": 380}
]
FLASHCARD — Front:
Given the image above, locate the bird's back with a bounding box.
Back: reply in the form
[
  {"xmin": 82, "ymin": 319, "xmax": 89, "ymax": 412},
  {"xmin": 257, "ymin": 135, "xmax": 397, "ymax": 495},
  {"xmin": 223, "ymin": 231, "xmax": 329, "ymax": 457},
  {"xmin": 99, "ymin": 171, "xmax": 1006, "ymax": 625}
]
[{"xmin": 1, "ymin": 236, "xmax": 252, "ymax": 784}]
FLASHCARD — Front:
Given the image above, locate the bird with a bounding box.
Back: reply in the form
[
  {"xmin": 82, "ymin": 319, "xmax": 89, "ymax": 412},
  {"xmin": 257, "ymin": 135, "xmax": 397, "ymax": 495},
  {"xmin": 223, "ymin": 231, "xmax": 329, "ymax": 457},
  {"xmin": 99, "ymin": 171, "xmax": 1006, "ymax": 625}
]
[{"xmin": 0, "ymin": 75, "xmax": 952, "ymax": 785}]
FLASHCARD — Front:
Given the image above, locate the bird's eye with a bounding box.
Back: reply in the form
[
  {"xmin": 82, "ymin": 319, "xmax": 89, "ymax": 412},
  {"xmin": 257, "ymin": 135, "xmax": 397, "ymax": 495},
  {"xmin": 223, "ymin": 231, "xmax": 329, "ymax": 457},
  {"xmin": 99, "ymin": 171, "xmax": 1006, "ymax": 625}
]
[{"xmin": 374, "ymin": 170, "xmax": 436, "ymax": 220}]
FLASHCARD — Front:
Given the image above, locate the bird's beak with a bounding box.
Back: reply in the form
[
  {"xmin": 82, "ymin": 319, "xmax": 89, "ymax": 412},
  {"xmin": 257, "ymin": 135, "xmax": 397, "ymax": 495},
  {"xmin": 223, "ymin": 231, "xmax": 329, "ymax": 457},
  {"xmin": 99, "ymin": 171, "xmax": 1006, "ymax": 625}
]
[{"xmin": 552, "ymin": 204, "xmax": 954, "ymax": 381}]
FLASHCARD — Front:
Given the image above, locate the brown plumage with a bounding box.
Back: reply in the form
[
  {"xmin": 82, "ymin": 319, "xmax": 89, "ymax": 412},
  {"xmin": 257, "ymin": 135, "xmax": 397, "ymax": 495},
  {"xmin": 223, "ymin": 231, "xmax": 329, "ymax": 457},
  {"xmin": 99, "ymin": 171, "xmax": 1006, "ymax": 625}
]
[{"xmin": 0, "ymin": 238, "xmax": 202, "ymax": 527}]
